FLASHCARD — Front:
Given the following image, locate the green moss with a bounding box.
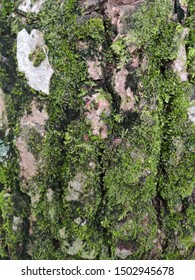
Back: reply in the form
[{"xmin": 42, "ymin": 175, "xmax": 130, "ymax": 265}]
[
  {"xmin": 186, "ymin": 0, "xmax": 195, "ymax": 83},
  {"xmin": 0, "ymin": 191, "xmax": 20, "ymax": 259},
  {"xmin": 29, "ymin": 46, "xmax": 46, "ymax": 67},
  {"xmin": 101, "ymin": 113, "xmax": 161, "ymax": 258},
  {"xmin": 26, "ymin": 128, "xmax": 43, "ymax": 159},
  {"xmin": 25, "ymin": 0, "xmax": 195, "ymax": 259},
  {"xmin": 0, "ymin": 164, "xmax": 7, "ymax": 188},
  {"xmin": 132, "ymin": 0, "xmax": 178, "ymax": 61},
  {"xmin": 75, "ymin": 17, "xmax": 104, "ymax": 43},
  {"xmin": 162, "ymin": 204, "xmax": 195, "ymax": 260},
  {"xmin": 108, "ymin": 0, "xmax": 195, "ymax": 259},
  {"xmin": 157, "ymin": 73, "xmax": 195, "ymax": 209},
  {"xmin": 32, "ymin": 118, "xmax": 108, "ymax": 259},
  {"xmin": 0, "ymin": 0, "xmax": 194, "ymax": 260}
]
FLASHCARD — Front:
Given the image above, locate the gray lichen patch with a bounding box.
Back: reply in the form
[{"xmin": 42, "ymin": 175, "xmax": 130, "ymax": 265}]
[
  {"xmin": 172, "ymin": 28, "xmax": 189, "ymax": 82},
  {"xmin": 188, "ymin": 106, "xmax": 195, "ymax": 124},
  {"xmin": 46, "ymin": 188, "xmax": 54, "ymax": 202},
  {"xmin": 67, "ymin": 238, "xmax": 83, "ymax": 255},
  {"xmin": 12, "ymin": 216, "xmax": 22, "ymax": 232},
  {"xmin": 18, "ymin": 0, "xmax": 47, "ymax": 14},
  {"xmin": 0, "ymin": 140, "xmax": 9, "ymax": 162},
  {"xmin": 17, "ymin": 29, "xmax": 54, "ymax": 94},
  {"xmin": 66, "ymin": 237, "xmax": 96, "ymax": 259},
  {"xmin": 66, "ymin": 172, "xmax": 87, "ymax": 201},
  {"xmin": 115, "ymin": 246, "xmax": 133, "ymax": 259}
]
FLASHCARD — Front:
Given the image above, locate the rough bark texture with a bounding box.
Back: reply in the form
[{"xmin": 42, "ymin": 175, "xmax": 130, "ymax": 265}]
[{"xmin": 0, "ymin": 0, "xmax": 194, "ymax": 260}]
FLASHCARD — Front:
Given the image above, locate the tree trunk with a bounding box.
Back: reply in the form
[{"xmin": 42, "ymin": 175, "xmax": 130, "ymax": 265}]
[{"xmin": 0, "ymin": 0, "xmax": 194, "ymax": 260}]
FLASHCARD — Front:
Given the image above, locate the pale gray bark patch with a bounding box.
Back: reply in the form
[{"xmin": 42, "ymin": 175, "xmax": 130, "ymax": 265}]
[
  {"xmin": 18, "ymin": 0, "xmax": 47, "ymax": 14},
  {"xmin": 66, "ymin": 172, "xmax": 87, "ymax": 201},
  {"xmin": 17, "ymin": 29, "xmax": 54, "ymax": 95},
  {"xmin": 172, "ymin": 28, "xmax": 189, "ymax": 82},
  {"xmin": 188, "ymin": 106, "xmax": 195, "ymax": 124}
]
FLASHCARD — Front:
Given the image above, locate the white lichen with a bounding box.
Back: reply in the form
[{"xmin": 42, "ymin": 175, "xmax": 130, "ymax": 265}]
[
  {"xmin": 188, "ymin": 106, "xmax": 195, "ymax": 124},
  {"xmin": 18, "ymin": 0, "xmax": 47, "ymax": 14},
  {"xmin": 17, "ymin": 29, "xmax": 54, "ymax": 94}
]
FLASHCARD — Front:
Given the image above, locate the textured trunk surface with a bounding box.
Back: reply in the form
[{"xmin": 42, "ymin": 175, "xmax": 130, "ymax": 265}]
[{"xmin": 0, "ymin": 0, "xmax": 194, "ymax": 259}]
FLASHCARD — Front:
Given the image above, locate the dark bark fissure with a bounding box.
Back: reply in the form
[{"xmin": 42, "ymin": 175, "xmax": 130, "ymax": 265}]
[
  {"xmin": 174, "ymin": 0, "xmax": 186, "ymax": 24},
  {"xmin": 0, "ymin": 25, "xmax": 33, "ymax": 259},
  {"xmin": 96, "ymin": 145, "xmax": 112, "ymax": 258},
  {"xmin": 94, "ymin": 9, "xmax": 118, "ymax": 258},
  {"xmin": 1, "ymin": 0, "xmax": 194, "ymax": 260},
  {"xmin": 152, "ymin": 69, "xmax": 174, "ymax": 254}
]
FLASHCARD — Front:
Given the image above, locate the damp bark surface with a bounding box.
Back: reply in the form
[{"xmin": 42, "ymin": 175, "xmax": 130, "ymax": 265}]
[{"xmin": 0, "ymin": 0, "xmax": 194, "ymax": 260}]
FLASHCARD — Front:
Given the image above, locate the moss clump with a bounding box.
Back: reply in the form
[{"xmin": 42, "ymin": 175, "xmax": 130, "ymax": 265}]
[
  {"xmin": 186, "ymin": 0, "xmax": 195, "ymax": 83},
  {"xmin": 75, "ymin": 17, "xmax": 105, "ymax": 43},
  {"xmin": 108, "ymin": 0, "xmax": 195, "ymax": 259},
  {"xmin": 101, "ymin": 107, "xmax": 161, "ymax": 258},
  {"xmin": 28, "ymin": 46, "xmax": 46, "ymax": 67},
  {"xmin": 26, "ymin": 128, "xmax": 43, "ymax": 159},
  {"xmin": 0, "ymin": 191, "xmax": 29, "ymax": 259}
]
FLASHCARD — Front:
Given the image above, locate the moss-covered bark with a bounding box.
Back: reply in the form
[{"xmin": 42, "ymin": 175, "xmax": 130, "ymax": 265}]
[{"xmin": 0, "ymin": 0, "xmax": 194, "ymax": 259}]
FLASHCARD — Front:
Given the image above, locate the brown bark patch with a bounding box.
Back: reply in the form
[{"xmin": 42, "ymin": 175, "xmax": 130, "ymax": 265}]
[
  {"xmin": 16, "ymin": 137, "xmax": 38, "ymax": 180},
  {"xmin": 84, "ymin": 93, "xmax": 111, "ymax": 138},
  {"xmin": 114, "ymin": 68, "xmax": 135, "ymax": 112}
]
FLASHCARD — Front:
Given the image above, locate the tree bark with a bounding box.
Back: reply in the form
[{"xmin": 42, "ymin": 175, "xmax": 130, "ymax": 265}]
[{"xmin": 0, "ymin": 0, "xmax": 194, "ymax": 259}]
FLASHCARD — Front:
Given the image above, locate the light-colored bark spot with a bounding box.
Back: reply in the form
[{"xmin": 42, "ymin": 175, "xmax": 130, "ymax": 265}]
[
  {"xmin": 114, "ymin": 68, "xmax": 135, "ymax": 111},
  {"xmin": 16, "ymin": 137, "xmax": 38, "ymax": 179},
  {"xmin": 188, "ymin": 106, "xmax": 195, "ymax": 124},
  {"xmin": 104, "ymin": 0, "xmax": 145, "ymax": 36},
  {"xmin": 87, "ymin": 57, "xmax": 103, "ymax": 80},
  {"xmin": 17, "ymin": 29, "xmax": 54, "ymax": 94},
  {"xmin": 84, "ymin": 93, "xmax": 111, "ymax": 138},
  {"xmin": 172, "ymin": 28, "xmax": 189, "ymax": 82},
  {"xmin": 115, "ymin": 246, "xmax": 133, "ymax": 259},
  {"xmin": 18, "ymin": 0, "xmax": 47, "ymax": 14},
  {"xmin": 113, "ymin": 138, "xmax": 122, "ymax": 146},
  {"xmin": 12, "ymin": 216, "xmax": 22, "ymax": 232},
  {"xmin": 77, "ymin": 40, "xmax": 89, "ymax": 51},
  {"xmin": 16, "ymin": 100, "xmax": 48, "ymax": 180},
  {"xmin": 0, "ymin": 88, "xmax": 8, "ymax": 130},
  {"xmin": 20, "ymin": 100, "xmax": 48, "ymax": 136},
  {"xmin": 46, "ymin": 188, "xmax": 54, "ymax": 202},
  {"xmin": 130, "ymin": 55, "xmax": 139, "ymax": 68},
  {"xmin": 89, "ymin": 161, "xmax": 96, "ymax": 170},
  {"xmin": 67, "ymin": 238, "xmax": 83, "ymax": 255},
  {"xmin": 66, "ymin": 172, "xmax": 87, "ymax": 201}
]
